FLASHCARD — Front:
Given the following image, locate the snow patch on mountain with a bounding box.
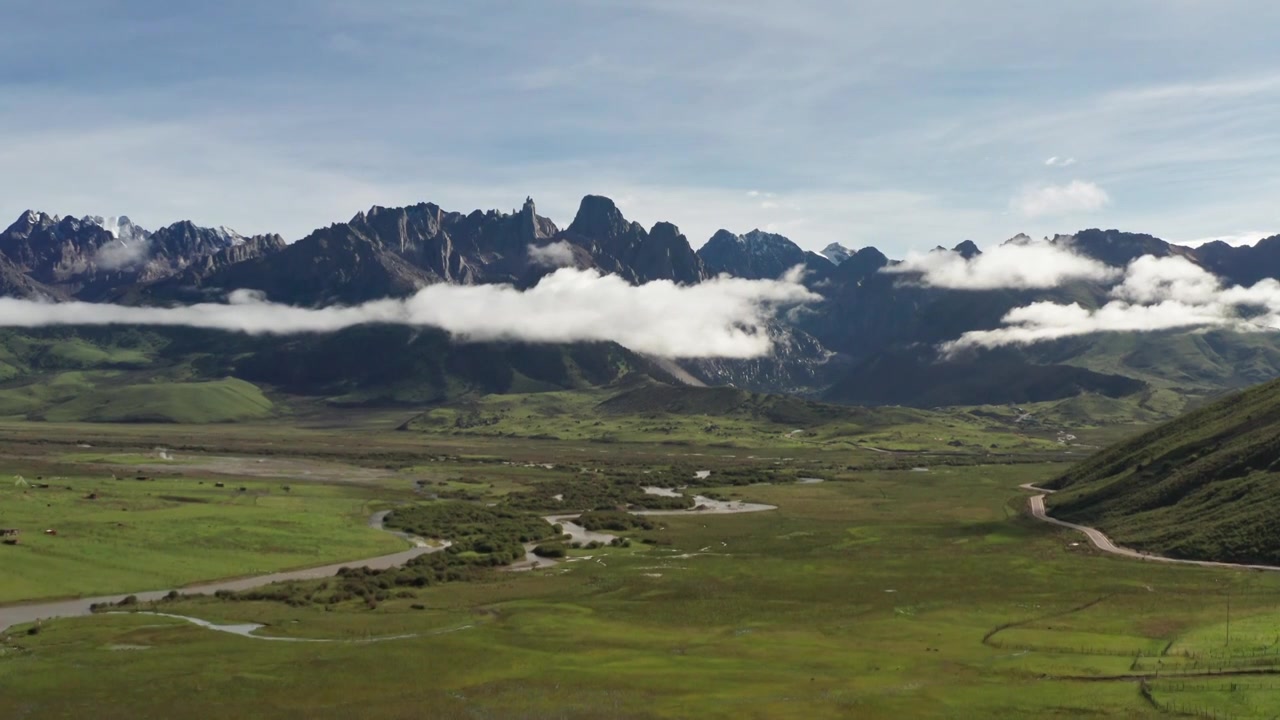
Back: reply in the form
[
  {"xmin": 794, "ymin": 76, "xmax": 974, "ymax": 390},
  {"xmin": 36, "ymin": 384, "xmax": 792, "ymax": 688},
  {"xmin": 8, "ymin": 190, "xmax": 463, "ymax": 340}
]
[{"xmin": 821, "ymin": 243, "xmax": 854, "ymax": 265}]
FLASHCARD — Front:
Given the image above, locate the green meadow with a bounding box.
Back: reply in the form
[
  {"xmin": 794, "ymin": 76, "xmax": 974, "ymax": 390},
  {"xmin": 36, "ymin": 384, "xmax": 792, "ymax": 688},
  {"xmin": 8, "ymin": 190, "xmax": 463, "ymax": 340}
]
[
  {"xmin": 3, "ymin": 420, "xmax": 1280, "ymax": 718},
  {"xmin": 0, "ymin": 461, "xmax": 404, "ymax": 603}
]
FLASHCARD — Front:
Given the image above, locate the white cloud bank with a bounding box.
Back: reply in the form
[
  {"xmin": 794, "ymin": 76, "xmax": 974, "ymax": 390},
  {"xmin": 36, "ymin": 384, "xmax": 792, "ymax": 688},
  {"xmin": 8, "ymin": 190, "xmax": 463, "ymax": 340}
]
[
  {"xmin": 0, "ymin": 268, "xmax": 817, "ymax": 359},
  {"xmin": 1011, "ymin": 181, "xmax": 1110, "ymax": 218},
  {"xmin": 944, "ymin": 255, "xmax": 1280, "ymax": 353},
  {"xmin": 883, "ymin": 238, "xmax": 1120, "ymax": 289}
]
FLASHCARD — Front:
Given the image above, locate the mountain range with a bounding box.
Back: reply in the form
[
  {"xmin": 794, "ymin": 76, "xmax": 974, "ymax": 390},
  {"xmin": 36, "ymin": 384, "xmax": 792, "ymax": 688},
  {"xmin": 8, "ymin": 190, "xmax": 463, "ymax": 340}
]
[{"xmin": 3, "ymin": 195, "xmax": 1280, "ymax": 416}]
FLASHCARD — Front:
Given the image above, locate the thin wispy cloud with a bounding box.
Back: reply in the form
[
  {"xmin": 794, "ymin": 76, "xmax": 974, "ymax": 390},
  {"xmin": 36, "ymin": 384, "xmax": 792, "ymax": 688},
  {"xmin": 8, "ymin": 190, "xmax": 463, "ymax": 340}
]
[
  {"xmin": 1044, "ymin": 156, "xmax": 1077, "ymax": 167},
  {"xmin": 1010, "ymin": 181, "xmax": 1111, "ymax": 219},
  {"xmin": 527, "ymin": 240, "xmax": 577, "ymax": 268}
]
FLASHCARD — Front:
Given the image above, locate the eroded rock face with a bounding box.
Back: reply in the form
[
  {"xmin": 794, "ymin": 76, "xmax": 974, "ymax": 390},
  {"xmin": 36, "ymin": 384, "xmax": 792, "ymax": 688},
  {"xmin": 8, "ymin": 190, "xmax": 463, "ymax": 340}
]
[{"xmin": 179, "ymin": 198, "xmax": 564, "ymax": 304}]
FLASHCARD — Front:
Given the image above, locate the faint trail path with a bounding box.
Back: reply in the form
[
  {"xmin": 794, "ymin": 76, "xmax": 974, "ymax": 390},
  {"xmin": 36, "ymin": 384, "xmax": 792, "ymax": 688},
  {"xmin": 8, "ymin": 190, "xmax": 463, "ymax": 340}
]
[
  {"xmin": 0, "ymin": 512, "xmax": 449, "ymax": 633},
  {"xmin": 1021, "ymin": 483, "xmax": 1280, "ymax": 573}
]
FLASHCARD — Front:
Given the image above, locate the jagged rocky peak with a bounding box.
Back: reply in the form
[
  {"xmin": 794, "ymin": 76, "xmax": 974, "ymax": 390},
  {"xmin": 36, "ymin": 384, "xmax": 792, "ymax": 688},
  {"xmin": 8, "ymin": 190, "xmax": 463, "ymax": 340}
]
[
  {"xmin": 697, "ymin": 228, "xmax": 811, "ymax": 280},
  {"xmin": 515, "ymin": 196, "xmax": 558, "ymax": 240},
  {"xmin": 1066, "ymin": 228, "xmax": 1177, "ymax": 267},
  {"xmin": 742, "ymin": 229, "xmax": 797, "ymax": 247},
  {"xmin": 568, "ymin": 195, "xmax": 636, "ymax": 239},
  {"xmin": 953, "ymin": 240, "xmax": 981, "ymax": 259},
  {"xmin": 4, "ymin": 209, "xmax": 59, "ymax": 236},
  {"xmin": 825, "ymin": 244, "xmax": 889, "ymax": 283},
  {"xmin": 1004, "ymin": 232, "xmax": 1035, "ymax": 246},
  {"xmin": 821, "ymin": 242, "xmax": 854, "ymax": 265},
  {"xmin": 706, "ymin": 229, "xmax": 740, "ymax": 246},
  {"xmin": 699, "ymin": 228, "xmax": 802, "ymax": 253},
  {"xmin": 648, "ymin": 220, "xmax": 683, "ymax": 241},
  {"xmin": 149, "ymin": 220, "xmax": 249, "ymax": 262}
]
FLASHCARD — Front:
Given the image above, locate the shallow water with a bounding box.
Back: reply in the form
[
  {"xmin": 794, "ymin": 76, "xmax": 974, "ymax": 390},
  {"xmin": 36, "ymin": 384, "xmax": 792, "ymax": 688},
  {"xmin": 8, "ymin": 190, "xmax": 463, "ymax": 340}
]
[{"xmin": 642, "ymin": 486, "xmax": 682, "ymax": 497}]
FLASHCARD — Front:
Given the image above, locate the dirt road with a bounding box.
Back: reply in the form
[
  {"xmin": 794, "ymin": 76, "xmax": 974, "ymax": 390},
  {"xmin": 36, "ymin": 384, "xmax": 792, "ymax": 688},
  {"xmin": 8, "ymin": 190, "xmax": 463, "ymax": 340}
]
[{"xmin": 1021, "ymin": 483, "xmax": 1280, "ymax": 573}]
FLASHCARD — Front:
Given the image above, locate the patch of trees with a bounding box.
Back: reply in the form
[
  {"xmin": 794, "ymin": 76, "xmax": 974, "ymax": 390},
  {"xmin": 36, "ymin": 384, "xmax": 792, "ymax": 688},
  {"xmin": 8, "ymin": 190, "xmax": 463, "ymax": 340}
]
[
  {"xmin": 100, "ymin": 552, "xmax": 495, "ymax": 611},
  {"xmin": 576, "ymin": 510, "xmax": 654, "ymax": 532},
  {"xmin": 386, "ymin": 502, "xmax": 555, "ymax": 564},
  {"xmin": 532, "ymin": 543, "xmax": 567, "ymax": 558}
]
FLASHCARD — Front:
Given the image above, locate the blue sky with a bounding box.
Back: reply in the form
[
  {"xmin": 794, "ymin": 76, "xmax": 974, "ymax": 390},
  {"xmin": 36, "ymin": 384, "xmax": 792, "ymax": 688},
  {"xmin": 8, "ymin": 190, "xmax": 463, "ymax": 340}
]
[{"xmin": 4, "ymin": 0, "xmax": 1280, "ymax": 255}]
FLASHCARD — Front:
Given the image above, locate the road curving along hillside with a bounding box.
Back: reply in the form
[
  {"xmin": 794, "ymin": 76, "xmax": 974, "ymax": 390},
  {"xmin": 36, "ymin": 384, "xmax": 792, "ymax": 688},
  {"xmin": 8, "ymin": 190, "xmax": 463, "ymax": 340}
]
[{"xmin": 1021, "ymin": 483, "xmax": 1280, "ymax": 573}]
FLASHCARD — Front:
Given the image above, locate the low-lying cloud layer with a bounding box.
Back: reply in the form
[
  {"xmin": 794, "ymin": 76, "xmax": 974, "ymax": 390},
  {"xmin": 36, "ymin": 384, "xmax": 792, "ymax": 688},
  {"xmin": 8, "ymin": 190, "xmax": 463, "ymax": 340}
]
[
  {"xmin": 944, "ymin": 255, "xmax": 1280, "ymax": 352},
  {"xmin": 0, "ymin": 268, "xmax": 817, "ymax": 359},
  {"xmin": 884, "ymin": 238, "xmax": 1119, "ymax": 289}
]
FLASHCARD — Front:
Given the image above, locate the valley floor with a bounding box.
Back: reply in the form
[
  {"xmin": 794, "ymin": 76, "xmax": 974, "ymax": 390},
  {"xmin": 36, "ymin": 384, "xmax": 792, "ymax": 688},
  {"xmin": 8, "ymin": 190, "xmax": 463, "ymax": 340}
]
[{"xmin": 2, "ymin": 422, "xmax": 1279, "ymax": 718}]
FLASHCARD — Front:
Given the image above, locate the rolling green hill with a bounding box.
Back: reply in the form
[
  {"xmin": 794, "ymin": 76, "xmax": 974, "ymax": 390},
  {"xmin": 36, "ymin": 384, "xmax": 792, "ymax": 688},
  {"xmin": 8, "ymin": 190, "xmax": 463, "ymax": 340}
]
[
  {"xmin": 1046, "ymin": 375, "xmax": 1280, "ymax": 563},
  {"xmin": 403, "ymin": 378, "xmax": 1069, "ymax": 452}
]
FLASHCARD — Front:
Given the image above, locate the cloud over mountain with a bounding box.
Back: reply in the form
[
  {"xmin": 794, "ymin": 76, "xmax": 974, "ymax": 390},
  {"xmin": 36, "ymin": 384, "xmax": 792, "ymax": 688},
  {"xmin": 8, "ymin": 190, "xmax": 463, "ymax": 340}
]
[
  {"xmin": 883, "ymin": 237, "xmax": 1119, "ymax": 289},
  {"xmin": 943, "ymin": 255, "xmax": 1280, "ymax": 352},
  {"xmin": 527, "ymin": 240, "xmax": 576, "ymax": 268},
  {"xmin": 0, "ymin": 268, "xmax": 817, "ymax": 359}
]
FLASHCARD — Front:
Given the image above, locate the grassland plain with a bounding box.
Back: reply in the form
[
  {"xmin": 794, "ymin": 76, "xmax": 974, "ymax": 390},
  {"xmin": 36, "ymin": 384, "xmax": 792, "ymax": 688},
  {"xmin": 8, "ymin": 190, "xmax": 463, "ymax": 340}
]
[
  {"xmin": 0, "ymin": 466, "xmax": 408, "ymax": 603},
  {"xmin": 4, "ymin": 423, "xmax": 1280, "ymax": 718}
]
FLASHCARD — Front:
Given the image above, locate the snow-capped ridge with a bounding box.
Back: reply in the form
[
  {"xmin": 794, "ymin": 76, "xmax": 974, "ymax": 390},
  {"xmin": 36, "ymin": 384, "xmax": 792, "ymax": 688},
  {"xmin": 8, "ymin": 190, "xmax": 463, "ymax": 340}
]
[{"xmin": 820, "ymin": 242, "xmax": 854, "ymax": 265}]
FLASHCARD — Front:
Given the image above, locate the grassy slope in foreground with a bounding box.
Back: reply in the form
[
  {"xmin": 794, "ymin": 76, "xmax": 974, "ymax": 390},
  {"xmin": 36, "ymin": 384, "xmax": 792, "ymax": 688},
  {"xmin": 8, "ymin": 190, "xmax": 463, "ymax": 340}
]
[{"xmin": 1047, "ymin": 375, "xmax": 1280, "ymax": 564}]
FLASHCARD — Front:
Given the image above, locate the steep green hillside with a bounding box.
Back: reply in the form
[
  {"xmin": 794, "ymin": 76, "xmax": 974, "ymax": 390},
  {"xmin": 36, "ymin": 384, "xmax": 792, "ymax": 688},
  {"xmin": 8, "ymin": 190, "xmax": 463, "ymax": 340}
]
[
  {"xmin": 1046, "ymin": 376, "xmax": 1280, "ymax": 563},
  {"xmin": 1031, "ymin": 330, "xmax": 1280, "ymax": 394}
]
